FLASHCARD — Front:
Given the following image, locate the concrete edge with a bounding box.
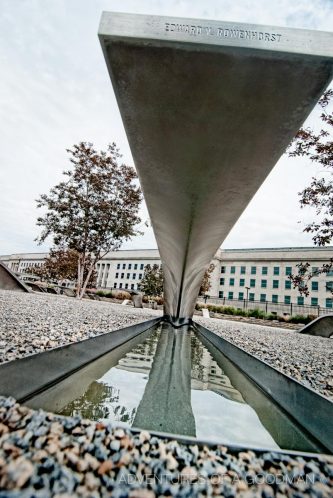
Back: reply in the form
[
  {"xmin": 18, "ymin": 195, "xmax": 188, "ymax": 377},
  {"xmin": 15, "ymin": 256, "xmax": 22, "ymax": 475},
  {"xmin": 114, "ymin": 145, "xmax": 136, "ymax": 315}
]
[
  {"xmin": 299, "ymin": 314, "xmax": 333, "ymax": 337},
  {"xmin": 0, "ymin": 262, "xmax": 31, "ymax": 293},
  {"xmin": 128, "ymin": 425, "xmax": 332, "ymax": 460}
]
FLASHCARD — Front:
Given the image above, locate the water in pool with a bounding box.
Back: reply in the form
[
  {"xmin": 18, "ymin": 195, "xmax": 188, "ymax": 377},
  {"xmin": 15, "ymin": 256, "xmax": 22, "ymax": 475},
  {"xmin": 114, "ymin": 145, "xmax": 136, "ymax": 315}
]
[{"xmin": 51, "ymin": 322, "xmax": 317, "ymax": 451}]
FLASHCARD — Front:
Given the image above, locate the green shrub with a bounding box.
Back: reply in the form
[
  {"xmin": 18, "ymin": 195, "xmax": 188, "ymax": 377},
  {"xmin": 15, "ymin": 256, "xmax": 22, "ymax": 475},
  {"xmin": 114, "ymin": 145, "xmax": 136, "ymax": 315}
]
[
  {"xmin": 288, "ymin": 314, "xmax": 314, "ymax": 324},
  {"xmin": 247, "ymin": 308, "xmax": 265, "ymax": 319},
  {"xmin": 96, "ymin": 290, "xmax": 115, "ymax": 299},
  {"xmin": 196, "ymin": 301, "xmax": 316, "ymax": 325}
]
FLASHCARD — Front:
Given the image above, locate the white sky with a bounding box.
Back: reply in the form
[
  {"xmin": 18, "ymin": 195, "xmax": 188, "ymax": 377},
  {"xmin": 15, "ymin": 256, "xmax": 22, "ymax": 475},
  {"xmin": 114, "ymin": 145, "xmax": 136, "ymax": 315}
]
[{"xmin": 0, "ymin": 0, "xmax": 332, "ymax": 254}]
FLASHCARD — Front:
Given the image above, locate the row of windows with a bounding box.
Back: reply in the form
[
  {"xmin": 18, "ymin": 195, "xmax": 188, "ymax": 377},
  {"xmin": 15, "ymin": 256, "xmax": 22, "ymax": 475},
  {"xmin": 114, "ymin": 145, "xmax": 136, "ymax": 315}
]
[
  {"xmin": 218, "ymin": 291, "xmax": 332, "ymax": 307},
  {"xmin": 221, "ymin": 265, "xmax": 286, "ymax": 275},
  {"xmin": 219, "ymin": 278, "xmax": 333, "ymax": 291},
  {"xmin": 115, "ymin": 273, "xmax": 143, "ymax": 280},
  {"xmin": 114, "ymin": 282, "xmax": 140, "ymax": 290},
  {"xmin": 221, "ymin": 265, "xmax": 333, "ymax": 277},
  {"xmin": 20, "ymin": 262, "xmax": 43, "ymax": 268},
  {"xmin": 116, "ymin": 262, "xmax": 145, "ymax": 270}
]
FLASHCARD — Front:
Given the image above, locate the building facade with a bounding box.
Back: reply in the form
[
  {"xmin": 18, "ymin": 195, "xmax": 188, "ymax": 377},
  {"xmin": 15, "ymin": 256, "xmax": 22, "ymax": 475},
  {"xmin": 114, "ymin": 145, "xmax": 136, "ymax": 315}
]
[{"xmin": 1, "ymin": 246, "xmax": 333, "ymax": 310}]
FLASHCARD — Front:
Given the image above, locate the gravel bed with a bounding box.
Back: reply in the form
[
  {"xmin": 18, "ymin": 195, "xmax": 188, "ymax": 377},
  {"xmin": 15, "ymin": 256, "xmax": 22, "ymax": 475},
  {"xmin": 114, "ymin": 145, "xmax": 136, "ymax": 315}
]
[
  {"xmin": 195, "ymin": 316, "xmax": 333, "ymax": 401},
  {"xmin": 0, "ymin": 290, "xmax": 161, "ymax": 364},
  {"xmin": 1, "ymin": 396, "xmax": 332, "ymax": 497}
]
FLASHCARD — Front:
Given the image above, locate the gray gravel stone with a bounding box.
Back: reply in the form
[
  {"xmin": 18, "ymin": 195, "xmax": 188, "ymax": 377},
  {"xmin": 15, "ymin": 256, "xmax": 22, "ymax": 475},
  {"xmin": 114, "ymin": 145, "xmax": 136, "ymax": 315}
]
[
  {"xmin": 196, "ymin": 316, "xmax": 333, "ymax": 400},
  {"xmin": 0, "ymin": 290, "xmax": 160, "ymax": 364}
]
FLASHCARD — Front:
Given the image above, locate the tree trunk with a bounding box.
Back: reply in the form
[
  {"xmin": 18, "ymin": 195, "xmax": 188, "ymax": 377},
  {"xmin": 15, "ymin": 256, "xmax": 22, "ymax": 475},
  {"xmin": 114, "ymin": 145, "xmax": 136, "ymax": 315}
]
[
  {"xmin": 79, "ymin": 262, "xmax": 95, "ymax": 300},
  {"xmin": 76, "ymin": 255, "xmax": 86, "ymax": 299},
  {"xmin": 76, "ymin": 257, "xmax": 81, "ymax": 299}
]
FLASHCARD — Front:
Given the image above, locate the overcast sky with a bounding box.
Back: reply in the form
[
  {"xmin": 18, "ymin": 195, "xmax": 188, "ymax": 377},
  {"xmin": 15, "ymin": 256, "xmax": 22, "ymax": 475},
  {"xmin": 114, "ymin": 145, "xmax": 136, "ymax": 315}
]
[{"xmin": 0, "ymin": 0, "xmax": 332, "ymax": 255}]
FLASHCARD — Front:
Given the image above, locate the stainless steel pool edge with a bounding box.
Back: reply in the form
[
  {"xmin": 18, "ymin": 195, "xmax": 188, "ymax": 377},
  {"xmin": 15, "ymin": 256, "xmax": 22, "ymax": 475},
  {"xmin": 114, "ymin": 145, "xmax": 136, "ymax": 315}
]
[
  {"xmin": 0, "ymin": 317, "xmax": 161, "ymax": 403},
  {"xmin": 193, "ymin": 321, "xmax": 333, "ymax": 454},
  {"xmin": 128, "ymin": 425, "xmax": 332, "ymax": 460}
]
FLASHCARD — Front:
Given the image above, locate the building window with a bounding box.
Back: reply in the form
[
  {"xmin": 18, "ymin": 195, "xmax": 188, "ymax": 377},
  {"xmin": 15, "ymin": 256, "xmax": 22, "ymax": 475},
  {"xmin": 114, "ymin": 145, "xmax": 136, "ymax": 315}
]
[
  {"xmin": 121, "ymin": 273, "xmax": 124, "ymax": 279},
  {"xmin": 134, "ymin": 264, "xmax": 138, "ymax": 270},
  {"xmin": 260, "ymin": 293, "xmax": 266, "ymax": 302},
  {"xmin": 273, "ymin": 267, "xmax": 279, "ymax": 275},
  {"xmin": 273, "ymin": 280, "xmax": 279, "ymax": 289},
  {"xmin": 285, "ymin": 280, "xmax": 291, "ymax": 289},
  {"xmin": 327, "ymin": 269, "xmax": 333, "ymax": 277},
  {"xmin": 115, "ymin": 273, "xmax": 119, "ymax": 278},
  {"xmin": 122, "ymin": 263, "xmax": 126, "ymax": 269},
  {"xmin": 262, "ymin": 267, "xmax": 268, "ymax": 275},
  {"xmin": 119, "ymin": 283, "xmax": 123, "ymax": 289},
  {"xmin": 311, "ymin": 281, "xmax": 318, "ymax": 291},
  {"xmin": 311, "ymin": 297, "xmax": 318, "ymax": 306},
  {"xmin": 229, "ymin": 278, "xmax": 235, "ymax": 286},
  {"xmin": 297, "ymin": 296, "xmax": 304, "ymax": 305},
  {"xmin": 128, "ymin": 264, "xmax": 132, "ymax": 269},
  {"xmin": 131, "ymin": 284, "xmax": 134, "ymax": 290},
  {"xmin": 219, "ymin": 291, "xmax": 223, "ymax": 298},
  {"xmin": 312, "ymin": 267, "xmax": 319, "ymax": 275},
  {"xmin": 125, "ymin": 283, "xmax": 128, "ymax": 289},
  {"xmin": 284, "ymin": 296, "xmax": 291, "ymax": 304},
  {"xmin": 140, "ymin": 264, "xmax": 144, "ymax": 270},
  {"xmin": 113, "ymin": 283, "xmax": 117, "ymax": 288},
  {"xmin": 126, "ymin": 273, "xmax": 130, "ymax": 279},
  {"xmin": 221, "ymin": 266, "xmax": 226, "ymax": 273},
  {"xmin": 220, "ymin": 278, "xmax": 225, "ymax": 285},
  {"xmin": 228, "ymin": 291, "xmax": 233, "ymax": 299},
  {"xmin": 261, "ymin": 280, "xmax": 267, "ymax": 288},
  {"xmin": 285, "ymin": 266, "xmax": 292, "ymax": 275},
  {"xmin": 117, "ymin": 263, "xmax": 120, "ymax": 269},
  {"xmin": 238, "ymin": 292, "xmax": 244, "ymax": 300},
  {"xmin": 240, "ymin": 266, "xmax": 246, "ymax": 274},
  {"xmin": 326, "ymin": 298, "xmax": 333, "ymax": 308},
  {"xmin": 250, "ymin": 279, "xmax": 255, "ymax": 287},
  {"xmin": 133, "ymin": 274, "xmax": 136, "ymax": 279},
  {"xmin": 251, "ymin": 266, "xmax": 256, "ymax": 275},
  {"xmin": 249, "ymin": 293, "xmax": 255, "ymax": 301},
  {"xmin": 239, "ymin": 278, "xmax": 245, "ymax": 287},
  {"xmin": 139, "ymin": 273, "xmax": 143, "ymax": 279},
  {"xmin": 326, "ymin": 281, "xmax": 333, "ymax": 291},
  {"xmin": 272, "ymin": 294, "xmax": 278, "ymax": 303},
  {"xmin": 230, "ymin": 266, "xmax": 236, "ymax": 274}
]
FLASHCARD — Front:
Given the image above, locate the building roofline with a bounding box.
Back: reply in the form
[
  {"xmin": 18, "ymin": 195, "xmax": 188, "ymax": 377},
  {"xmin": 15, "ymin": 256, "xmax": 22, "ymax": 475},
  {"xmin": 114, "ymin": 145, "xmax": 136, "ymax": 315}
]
[
  {"xmin": 220, "ymin": 246, "xmax": 333, "ymax": 252},
  {"xmin": 1, "ymin": 246, "xmax": 333, "ymax": 260}
]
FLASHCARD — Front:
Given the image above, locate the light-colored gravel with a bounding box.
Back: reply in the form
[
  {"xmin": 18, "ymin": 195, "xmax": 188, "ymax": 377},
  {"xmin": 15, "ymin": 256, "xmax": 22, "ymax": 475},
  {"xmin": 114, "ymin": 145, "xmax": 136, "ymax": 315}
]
[
  {"xmin": 195, "ymin": 316, "xmax": 333, "ymax": 401},
  {"xmin": 0, "ymin": 290, "xmax": 161, "ymax": 364}
]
